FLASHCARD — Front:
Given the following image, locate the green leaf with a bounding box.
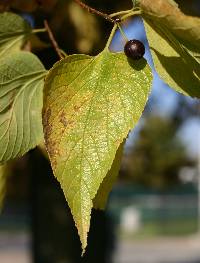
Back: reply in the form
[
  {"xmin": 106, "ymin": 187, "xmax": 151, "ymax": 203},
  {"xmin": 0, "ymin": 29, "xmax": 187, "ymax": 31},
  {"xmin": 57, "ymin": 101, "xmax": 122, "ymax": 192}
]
[
  {"xmin": 139, "ymin": 0, "xmax": 200, "ymax": 52},
  {"xmin": 0, "ymin": 51, "xmax": 46, "ymax": 163},
  {"xmin": 93, "ymin": 141, "xmax": 124, "ymax": 210},
  {"xmin": 138, "ymin": 0, "xmax": 200, "ymax": 97},
  {"xmin": 183, "ymin": 47, "xmax": 200, "ymax": 66},
  {"xmin": 0, "ymin": 12, "xmax": 31, "ymax": 56},
  {"xmin": 143, "ymin": 20, "xmax": 200, "ymax": 98},
  {"xmin": 43, "ymin": 51, "xmax": 152, "ymax": 251}
]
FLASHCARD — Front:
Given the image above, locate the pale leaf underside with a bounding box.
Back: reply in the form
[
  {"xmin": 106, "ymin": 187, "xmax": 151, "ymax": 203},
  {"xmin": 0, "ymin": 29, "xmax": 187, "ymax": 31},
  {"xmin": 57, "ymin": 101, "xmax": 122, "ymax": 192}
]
[
  {"xmin": 0, "ymin": 51, "xmax": 46, "ymax": 163},
  {"xmin": 0, "ymin": 12, "xmax": 31, "ymax": 56}
]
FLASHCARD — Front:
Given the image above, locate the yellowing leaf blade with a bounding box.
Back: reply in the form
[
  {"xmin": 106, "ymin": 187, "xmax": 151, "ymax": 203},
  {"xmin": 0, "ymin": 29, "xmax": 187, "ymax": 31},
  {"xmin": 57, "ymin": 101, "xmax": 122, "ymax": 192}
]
[{"xmin": 43, "ymin": 51, "xmax": 152, "ymax": 251}]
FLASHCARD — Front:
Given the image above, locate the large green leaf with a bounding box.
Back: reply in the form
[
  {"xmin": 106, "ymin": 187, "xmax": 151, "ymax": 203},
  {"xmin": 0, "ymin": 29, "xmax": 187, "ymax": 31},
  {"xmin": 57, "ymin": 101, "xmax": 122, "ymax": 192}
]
[
  {"xmin": 139, "ymin": 0, "xmax": 200, "ymax": 65},
  {"xmin": 143, "ymin": 20, "xmax": 200, "ymax": 98},
  {"xmin": 139, "ymin": 0, "xmax": 200, "ymax": 53},
  {"xmin": 0, "ymin": 12, "xmax": 31, "ymax": 56},
  {"xmin": 0, "ymin": 51, "xmax": 46, "ymax": 163},
  {"xmin": 93, "ymin": 141, "xmax": 124, "ymax": 210},
  {"xmin": 138, "ymin": 0, "xmax": 200, "ymax": 97},
  {"xmin": 43, "ymin": 51, "xmax": 152, "ymax": 251}
]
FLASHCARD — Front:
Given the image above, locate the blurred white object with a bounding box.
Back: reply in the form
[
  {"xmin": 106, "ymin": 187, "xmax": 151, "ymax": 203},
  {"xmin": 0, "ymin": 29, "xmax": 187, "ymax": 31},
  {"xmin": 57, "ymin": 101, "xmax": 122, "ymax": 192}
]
[{"xmin": 120, "ymin": 207, "xmax": 141, "ymax": 234}]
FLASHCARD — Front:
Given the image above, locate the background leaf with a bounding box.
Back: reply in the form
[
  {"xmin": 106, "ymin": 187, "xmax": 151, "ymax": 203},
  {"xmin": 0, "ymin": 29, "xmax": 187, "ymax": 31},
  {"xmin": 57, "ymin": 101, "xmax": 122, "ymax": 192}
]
[
  {"xmin": 67, "ymin": 1, "xmax": 100, "ymax": 53},
  {"xmin": 0, "ymin": 51, "xmax": 46, "ymax": 163},
  {"xmin": 0, "ymin": 12, "xmax": 31, "ymax": 56},
  {"xmin": 93, "ymin": 141, "xmax": 124, "ymax": 210},
  {"xmin": 29, "ymin": 34, "xmax": 49, "ymax": 51},
  {"xmin": 43, "ymin": 51, "xmax": 152, "ymax": 251}
]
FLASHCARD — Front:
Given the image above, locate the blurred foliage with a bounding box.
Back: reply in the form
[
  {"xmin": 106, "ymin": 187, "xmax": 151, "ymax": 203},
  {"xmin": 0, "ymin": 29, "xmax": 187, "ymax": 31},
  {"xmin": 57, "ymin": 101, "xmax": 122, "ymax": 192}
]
[
  {"xmin": 29, "ymin": 33, "xmax": 49, "ymax": 51},
  {"xmin": 0, "ymin": 165, "xmax": 7, "ymax": 209},
  {"xmin": 41, "ymin": 0, "xmax": 131, "ymax": 55},
  {"xmin": 5, "ymin": 157, "xmax": 30, "ymax": 201},
  {"xmin": 67, "ymin": 1, "xmax": 100, "ymax": 53},
  {"xmin": 120, "ymin": 115, "xmax": 195, "ymax": 190},
  {"xmin": 175, "ymin": 0, "xmax": 200, "ymax": 16},
  {"xmin": 0, "ymin": 158, "xmax": 29, "ymax": 209},
  {"xmin": 0, "ymin": 0, "xmax": 199, "ymax": 56},
  {"xmin": 0, "ymin": 0, "xmax": 131, "ymax": 56}
]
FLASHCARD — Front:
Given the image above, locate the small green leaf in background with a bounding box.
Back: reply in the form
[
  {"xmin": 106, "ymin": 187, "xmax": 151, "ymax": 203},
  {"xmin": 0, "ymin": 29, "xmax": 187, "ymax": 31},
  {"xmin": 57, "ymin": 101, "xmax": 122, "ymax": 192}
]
[
  {"xmin": 43, "ymin": 51, "xmax": 152, "ymax": 252},
  {"xmin": 0, "ymin": 51, "xmax": 46, "ymax": 163},
  {"xmin": 0, "ymin": 12, "xmax": 31, "ymax": 56},
  {"xmin": 93, "ymin": 141, "xmax": 124, "ymax": 210},
  {"xmin": 138, "ymin": 0, "xmax": 200, "ymax": 98},
  {"xmin": 29, "ymin": 34, "xmax": 49, "ymax": 51}
]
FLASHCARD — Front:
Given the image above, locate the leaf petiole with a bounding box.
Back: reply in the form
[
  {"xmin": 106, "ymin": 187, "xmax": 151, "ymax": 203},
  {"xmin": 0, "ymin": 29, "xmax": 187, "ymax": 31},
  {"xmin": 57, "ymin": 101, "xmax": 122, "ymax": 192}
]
[
  {"xmin": 105, "ymin": 24, "xmax": 118, "ymax": 50},
  {"xmin": 109, "ymin": 9, "xmax": 133, "ymax": 18},
  {"xmin": 105, "ymin": 9, "xmax": 141, "ymax": 50},
  {"xmin": 60, "ymin": 49, "xmax": 68, "ymax": 57},
  {"xmin": 120, "ymin": 9, "xmax": 141, "ymax": 21}
]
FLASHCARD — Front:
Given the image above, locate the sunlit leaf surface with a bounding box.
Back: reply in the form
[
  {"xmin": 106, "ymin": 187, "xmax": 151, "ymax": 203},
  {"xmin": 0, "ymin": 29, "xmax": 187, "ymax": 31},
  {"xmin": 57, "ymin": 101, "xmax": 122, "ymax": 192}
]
[
  {"xmin": 139, "ymin": 0, "xmax": 200, "ymax": 97},
  {"xmin": 43, "ymin": 50, "xmax": 152, "ymax": 251}
]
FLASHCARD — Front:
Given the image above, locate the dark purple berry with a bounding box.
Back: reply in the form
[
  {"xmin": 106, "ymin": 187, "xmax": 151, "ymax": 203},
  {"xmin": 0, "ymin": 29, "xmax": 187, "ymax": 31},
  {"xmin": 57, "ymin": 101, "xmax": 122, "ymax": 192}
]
[{"xmin": 124, "ymin": 39, "xmax": 145, "ymax": 60}]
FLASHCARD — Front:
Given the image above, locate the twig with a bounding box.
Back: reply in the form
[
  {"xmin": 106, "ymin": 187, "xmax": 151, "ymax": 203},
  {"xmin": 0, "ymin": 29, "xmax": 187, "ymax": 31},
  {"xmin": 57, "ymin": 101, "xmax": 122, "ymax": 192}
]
[
  {"xmin": 74, "ymin": 0, "xmax": 115, "ymax": 23},
  {"xmin": 44, "ymin": 20, "xmax": 63, "ymax": 60}
]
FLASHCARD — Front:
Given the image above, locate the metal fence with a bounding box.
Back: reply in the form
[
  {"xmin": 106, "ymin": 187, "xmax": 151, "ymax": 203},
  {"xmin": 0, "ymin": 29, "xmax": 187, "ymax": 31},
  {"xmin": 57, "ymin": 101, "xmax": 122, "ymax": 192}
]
[{"xmin": 108, "ymin": 191, "xmax": 198, "ymax": 237}]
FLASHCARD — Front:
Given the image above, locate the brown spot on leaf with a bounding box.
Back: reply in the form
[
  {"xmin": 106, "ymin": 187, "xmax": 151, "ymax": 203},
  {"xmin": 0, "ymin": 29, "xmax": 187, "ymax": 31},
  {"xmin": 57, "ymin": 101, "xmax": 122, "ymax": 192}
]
[
  {"xmin": 42, "ymin": 108, "xmax": 63, "ymax": 169},
  {"xmin": 43, "ymin": 108, "xmax": 51, "ymax": 127},
  {"xmin": 43, "ymin": 108, "xmax": 52, "ymax": 149},
  {"xmin": 73, "ymin": 94, "xmax": 91, "ymax": 112},
  {"xmin": 47, "ymin": 140, "xmax": 56, "ymax": 157},
  {"xmin": 74, "ymin": 105, "xmax": 80, "ymax": 112},
  {"xmin": 59, "ymin": 111, "xmax": 68, "ymax": 127}
]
